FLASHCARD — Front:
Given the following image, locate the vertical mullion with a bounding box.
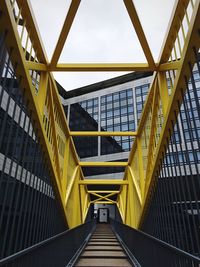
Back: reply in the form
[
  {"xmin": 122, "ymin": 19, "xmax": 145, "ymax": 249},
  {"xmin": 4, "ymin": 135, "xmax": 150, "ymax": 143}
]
[
  {"xmin": 32, "ymin": 152, "xmax": 47, "ymax": 244},
  {"xmin": 184, "ymin": 76, "xmax": 200, "ymax": 220},
  {"xmin": 3, "ymin": 92, "xmax": 25, "ymax": 260},
  {"xmin": 13, "ymin": 104, "xmax": 32, "ymax": 252},
  {"xmin": 18, "ymin": 116, "xmax": 37, "ymax": 250},
  {"xmin": 165, "ymin": 139, "xmax": 182, "ymax": 249},
  {"xmin": 155, "ymin": 166, "xmax": 167, "ymax": 241},
  {"xmin": 177, "ymin": 89, "xmax": 200, "ymax": 253},
  {"xmin": 0, "ymin": 75, "xmax": 24, "ymax": 258},
  {"xmin": 169, "ymin": 122, "xmax": 190, "ymax": 252},
  {"xmin": 175, "ymin": 109, "xmax": 198, "ymax": 253},
  {"xmin": 158, "ymin": 159, "xmax": 174, "ymax": 245},
  {"xmin": 27, "ymin": 144, "xmax": 44, "ymax": 246},
  {"xmin": 23, "ymin": 124, "xmax": 38, "ymax": 248},
  {"xmin": 177, "ymin": 98, "xmax": 199, "ymax": 254},
  {"xmin": 160, "ymin": 153, "xmax": 177, "ymax": 246}
]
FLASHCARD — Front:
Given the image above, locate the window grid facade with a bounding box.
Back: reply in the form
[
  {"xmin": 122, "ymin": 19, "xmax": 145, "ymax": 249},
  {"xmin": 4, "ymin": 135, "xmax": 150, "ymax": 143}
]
[
  {"xmin": 79, "ymin": 98, "xmax": 99, "ymax": 123},
  {"xmin": 100, "ymin": 89, "xmax": 135, "ymax": 152},
  {"xmin": 135, "ymin": 83, "xmax": 150, "ymax": 122}
]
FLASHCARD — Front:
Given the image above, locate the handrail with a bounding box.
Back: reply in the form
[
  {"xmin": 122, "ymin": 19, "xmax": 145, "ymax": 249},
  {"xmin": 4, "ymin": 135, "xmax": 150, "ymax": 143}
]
[
  {"xmin": 0, "ymin": 220, "xmax": 96, "ymax": 266},
  {"xmin": 111, "ymin": 219, "xmax": 200, "ymax": 267}
]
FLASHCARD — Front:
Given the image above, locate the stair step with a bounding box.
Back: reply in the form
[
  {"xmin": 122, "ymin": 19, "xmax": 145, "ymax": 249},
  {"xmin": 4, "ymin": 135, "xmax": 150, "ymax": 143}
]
[
  {"xmin": 85, "ymin": 246, "xmax": 123, "ymax": 251},
  {"xmin": 90, "ymin": 241, "xmax": 117, "ymax": 242},
  {"xmin": 75, "ymin": 224, "xmax": 131, "ymax": 267},
  {"xmin": 81, "ymin": 251, "xmax": 127, "ymax": 258},
  {"xmin": 75, "ymin": 258, "xmax": 132, "ymax": 267},
  {"xmin": 88, "ymin": 242, "xmax": 119, "ymax": 245}
]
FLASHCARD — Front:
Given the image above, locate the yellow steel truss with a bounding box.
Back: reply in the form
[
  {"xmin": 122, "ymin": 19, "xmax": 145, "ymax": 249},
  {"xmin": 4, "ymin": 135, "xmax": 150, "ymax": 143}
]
[{"xmin": 0, "ymin": 0, "xmax": 199, "ymax": 229}]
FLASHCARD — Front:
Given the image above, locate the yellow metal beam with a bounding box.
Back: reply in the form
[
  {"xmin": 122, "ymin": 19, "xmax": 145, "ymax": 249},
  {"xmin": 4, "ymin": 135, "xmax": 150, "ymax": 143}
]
[
  {"xmin": 17, "ymin": 0, "xmax": 48, "ymax": 63},
  {"xmin": 123, "ymin": 0, "xmax": 155, "ymax": 69},
  {"xmin": 70, "ymin": 131, "xmax": 137, "ymax": 137},
  {"xmin": 91, "ymin": 199, "xmax": 116, "ymax": 204},
  {"xmin": 79, "ymin": 161, "xmax": 128, "ymax": 167},
  {"xmin": 158, "ymin": 72, "xmax": 170, "ymax": 117},
  {"xmin": 51, "ymin": 0, "xmax": 81, "ymax": 66},
  {"xmin": 90, "ymin": 192, "xmax": 117, "ymax": 204},
  {"xmin": 136, "ymin": 138, "xmax": 145, "ymax": 202},
  {"xmin": 26, "ymin": 61, "xmax": 48, "ymax": 71},
  {"xmin": 87, "ymin": 190, "xmax": 120, "ymax": 194},
  {"xmin": 65, "ymin": 166, "xmax": 79, "ymax": 206},
  {"xmin": 159, "ymin": 0, "xmax": 190, "ymax": 63},
  {"xmin": 128, "ymin": 167, "xmax": 142, "ymax": 206},
  {"xmin": 90, "ymin": 191, "xmax": 118, "ymax": 199},
  {"xmin": 49, "ymin": 63, "xmax": 155, "ymax": 72},
  {"xmin": 158, "ymin": 61, "xmax": 181, "ymax": 71},
  {"xmin": 79, "ymin": 180, "xmax": 129, "ymax": 185}
]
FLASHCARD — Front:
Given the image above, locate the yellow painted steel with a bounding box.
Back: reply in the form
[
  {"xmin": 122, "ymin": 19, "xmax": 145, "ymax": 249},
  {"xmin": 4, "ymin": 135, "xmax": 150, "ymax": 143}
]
[
  {"xmin": 119, "ymin": 0, "xmax": 200, "ymax": 227},
  {"xmin": 79, "ymin": 162, "xmax": 128, "ymax": 167},
  {"xmin": 1, "ymin": 0, "xmax": 199, "ymax": 230},
  {"xmin": 51, "ymin": 0, "xmax": 81, "ymax": 66},
  {"xmin": 79, "ymin": 180, "xmax": 129, "ymax": 185},
  {"xmin": 123, "ymin": 0, "xmax": 155, "ymax": 69},
  {"xmin": 90, "ymin": 191, "xmax": 117, "ymax": 204},
  {"xmin": 0, "ymin": 0, "xmax": 89, "ymax": 228},
  {"xmin": 87, "ymin": 191, "xmax": 120, "ymax": 194},
  {"xmin": 70, "ymin": 131, "xmax": 137, "ymax": 136},
  {"xmin": 49, "ymin": 63, "xmax": 155, "ymax": 72}
]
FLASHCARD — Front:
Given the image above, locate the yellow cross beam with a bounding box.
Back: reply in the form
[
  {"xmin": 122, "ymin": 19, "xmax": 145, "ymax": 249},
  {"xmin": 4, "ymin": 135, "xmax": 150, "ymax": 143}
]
[
  {"xmin": 79, "ymin": 162, "xmax": 128, "ymax": 167},
  {"xmin": 70, "ymin": 131, "xmax": 137, "ymax": 136},
  {"xmin": 89, "ymin": 191, "xmax": 118, "ymax": 204},
  {"xmin": 79, "ymin": 179, "xmax": 129, "ymax": 185}
]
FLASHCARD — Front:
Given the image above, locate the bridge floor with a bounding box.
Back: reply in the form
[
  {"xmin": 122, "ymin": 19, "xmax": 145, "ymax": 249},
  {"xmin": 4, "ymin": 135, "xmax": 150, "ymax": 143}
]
[{"xmin": 75, "ymin": 224, "xmax": 132, "ymax": 267}]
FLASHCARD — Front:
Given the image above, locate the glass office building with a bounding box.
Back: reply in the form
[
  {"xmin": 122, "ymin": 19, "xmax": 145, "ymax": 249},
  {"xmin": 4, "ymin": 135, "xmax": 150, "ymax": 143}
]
[
  {"xmin": 58, "ymin": 72, "xmax": 152, "ymax": 178},
  {"xmin": 59, "ymin": 64, "xmax": 200, "ymax": 180}
]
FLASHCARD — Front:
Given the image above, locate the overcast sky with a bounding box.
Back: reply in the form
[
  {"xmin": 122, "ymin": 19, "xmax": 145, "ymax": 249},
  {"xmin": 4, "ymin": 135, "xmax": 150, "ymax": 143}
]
[{"xmin": 30, "ymin": 0, "xmax": 175, "ymax": 91}]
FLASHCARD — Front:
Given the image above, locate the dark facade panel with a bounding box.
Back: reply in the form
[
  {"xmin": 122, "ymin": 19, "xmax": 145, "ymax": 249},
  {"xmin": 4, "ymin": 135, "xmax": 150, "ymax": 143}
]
[
  {"xmin": 141, "ymin": 52, "xmax": 200, "ymax": 257},
  {"xmin": 0, "ymin": 34, "xmax": 66, "ymax": 259}
]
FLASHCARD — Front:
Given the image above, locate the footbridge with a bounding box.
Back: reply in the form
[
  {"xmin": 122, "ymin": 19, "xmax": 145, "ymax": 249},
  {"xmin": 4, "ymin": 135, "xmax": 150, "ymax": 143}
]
[{"xmin": 0, "ymin": 0, "xmax": 200, "ymax": 266}]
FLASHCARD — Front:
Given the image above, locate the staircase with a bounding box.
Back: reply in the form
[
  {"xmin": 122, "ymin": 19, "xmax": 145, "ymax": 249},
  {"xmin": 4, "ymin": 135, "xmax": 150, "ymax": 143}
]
[{"xmin": 75, "ymin": 224, "xmax": 132, "ymax": 267}]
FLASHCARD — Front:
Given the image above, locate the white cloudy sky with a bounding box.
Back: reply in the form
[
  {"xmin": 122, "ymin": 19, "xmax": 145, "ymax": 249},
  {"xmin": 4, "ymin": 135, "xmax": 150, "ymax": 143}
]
[{"xmin": 30, "ymin": 0, "xmax": 175, "ymax": 91}]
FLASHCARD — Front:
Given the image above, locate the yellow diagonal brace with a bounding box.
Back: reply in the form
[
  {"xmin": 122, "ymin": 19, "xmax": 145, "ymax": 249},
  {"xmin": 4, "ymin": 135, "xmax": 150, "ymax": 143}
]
[
  {"xmin": 158, "ymin": 72, "xmax": 170, "ymax": 117},
  {"xmin": 159, "ymin": 0, "xmax": 190, "ymax": 63},
  {"xmin": 90, "ymin": 191, "xmax": 118, "ymax": 204},
  {"xmin": 51, "ymin": 0, "xmax": 81, "ymax": 66},
  {"xmin": 90, "ymin": 196, "xmax": 116, "ymax": 204},
  {"xmin": 128, "ymin": 166, "xmax": 142, "ymax": 205},
  {"xmin": 18, "ymin": 0, "xmax": 48, "ymax": 63},
  {"xmin": 65, "ymin": 166, "xmax": 79, "ymax": 206},
  {"xmin": 123, "ymin": 0, "xmax": 155, "ymax": 68},
  {"xmin": 144, "ymin": 82, "xmax": 159, "ymax": 196},
  {"xmin": 82, "ymin": 193, "xmax": 90, "ymax": 221},
  {"xmin": 48, "ymin": 78, "xmax": 62, "ymax": 181}
]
